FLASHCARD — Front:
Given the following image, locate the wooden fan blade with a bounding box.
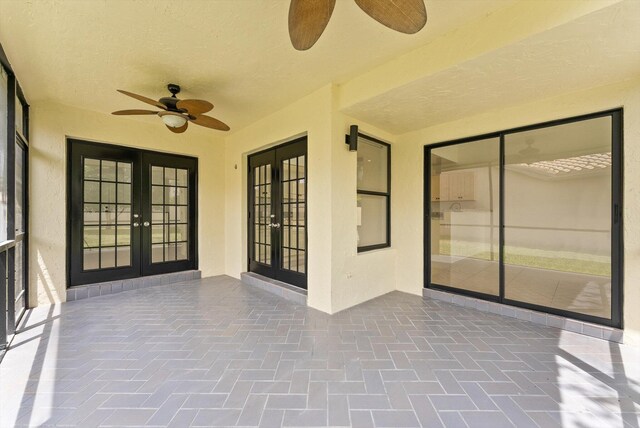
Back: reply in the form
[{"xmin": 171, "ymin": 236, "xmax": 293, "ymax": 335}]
[
  {"xmin": 166, "ymin": 121, "xmax": 188, "ymax": 133},
  {"xmin": 117, "ymin": 89, "xmax": 167, "ymax": 109},
  {"xmin": 190, "ymin": 114, "xmax": 230, "ymax": 131},
  {"xmin": 289, "ymin": 0, "xmax": 336, "ymax": 50},
  {"xmin": 177, "ymin": 99, "xmax": 214, "ymax": 115},
  {"xmin": 354, "ymin": 0, "xmax": 426, "ymax": 34},
  {"xmin": 112, "ymin": 109, "xmax": 159, "ymax": 115}
]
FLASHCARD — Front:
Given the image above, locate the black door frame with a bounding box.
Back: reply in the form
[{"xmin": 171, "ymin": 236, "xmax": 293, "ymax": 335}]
[
  {"xmin": 247, "ymin": 137, "xmax": 307, "ymax": 289},
  {"xmin": 424, "ymin": 109, "xmax": 623, "ymax": 328},
  {"xmin": 66, "ymin": 139, "xmax": 198, "ymax": 286}
]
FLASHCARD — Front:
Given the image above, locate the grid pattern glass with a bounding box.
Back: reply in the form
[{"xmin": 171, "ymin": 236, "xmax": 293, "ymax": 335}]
[
  {"xmin": 151, "ymin": 166, "xmax": 189, "ymax": 263},
  {"xmin": 253, "ymin": 164, "xmax": 272, "ymax": 265},
  {"xmin": 281, "ymin": 156, "xmax": 305, "ymax": 273},
  {"xmin": 82, "ymin": 158, "xmax": 132, "ymax": 270}
]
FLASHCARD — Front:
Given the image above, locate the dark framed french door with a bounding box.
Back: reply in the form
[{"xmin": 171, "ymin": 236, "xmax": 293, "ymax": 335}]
[
  {"xmin": 424, "ymin": 109, "xmax": 623, "ymax": 328},
  {"xmin": 67, "ymin": 139, "xmax": 197, "ymax": 286},
  {"xmin": 248, "ymin": 137, "xmax": 307, "ymax": 289}
]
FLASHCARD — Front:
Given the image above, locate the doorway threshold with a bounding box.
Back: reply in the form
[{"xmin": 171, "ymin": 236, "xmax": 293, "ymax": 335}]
[
  {"xmin": 423, "ymin": 288, "xmax": 623, "ymax": 343},
  {"xmin": 66, "ymin": 270, "xmax": 201, "ymax": 302},
  {"xmin": 241, "ymin": 272, "xmax": 307, "ymax": 306}
]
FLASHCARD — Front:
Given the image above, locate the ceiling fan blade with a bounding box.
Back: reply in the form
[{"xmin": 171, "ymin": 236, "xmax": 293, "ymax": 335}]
[
  {"xmin": 289, "ymin": 0, "xmax": 336, "ymax": 50},
  {"xmin": 112, "ymin": 109, "xmax": 159, "ymax": 115},
  {"xmin": 117, "ymin": 89, "xmax": 167, "ymax": 110},
  {"xmin": 177, "ymin": 99, "xmax": 214, "ymax": 115},
  {"xmin": 190, "ymin": 114, "xmax": 230, "ymax": 131},
  {"xmin": 354, "ymin": 0, "xmax": 427, "ymax": 34},
  {"xmin": 166, "ymin": 121, "xmax": 188, "ymax": 134}
]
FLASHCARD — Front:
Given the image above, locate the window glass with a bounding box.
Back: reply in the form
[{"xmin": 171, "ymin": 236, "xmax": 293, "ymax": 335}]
[
  {"xmin": 0, "ymin": 66, "xmax": 8, "ymax": 242},
  {"xmin": 356, "ymin": 135, "xmax": 390, "ymax": 250},
  {"xmin": 357, "ymin": 137, "xmax": 388, "ymax": 192},
  {"xmin": 15, "ymin": 94, "xmax": 23, "ymax": 137}
]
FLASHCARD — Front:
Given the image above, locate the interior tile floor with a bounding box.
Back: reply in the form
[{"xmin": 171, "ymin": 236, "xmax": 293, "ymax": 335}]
[{"xmin": 1, "ymin": 276, "xmax": 639, "ymax": 427}]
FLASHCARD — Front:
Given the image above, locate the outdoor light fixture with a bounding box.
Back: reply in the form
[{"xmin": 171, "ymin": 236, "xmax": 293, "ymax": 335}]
[{"xmin": 345, "ymin": 124, "xmax": 358, "ymax": 151}]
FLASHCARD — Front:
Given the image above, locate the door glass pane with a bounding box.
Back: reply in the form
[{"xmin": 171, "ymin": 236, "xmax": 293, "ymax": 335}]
[
  {"xmin": 150, "ymin": 165, "xmax": 190, "ymax": 263},
  {"xmin": 101, "ymin": 160, "xmax": 117, "ymax": 181},
  {"xmin": 504, "ymin": 116, "xmax": 612, "ymax": 318},
  {"xmin": 430, "ymin": 138, "xmax": 500, "ymax": 296},
  {"xmin": 281, "ymin": 155, "xmax": 306, "ymax": 273},
  {"xmin": 253, "ymin": 164, "xmax": 272, "ymax": 265},
  {"xmin": 82, "ymin": 158, "xmax": 133, "ymax": 270}
]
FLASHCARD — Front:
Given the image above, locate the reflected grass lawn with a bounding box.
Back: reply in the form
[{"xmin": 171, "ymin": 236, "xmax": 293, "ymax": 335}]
[{"xmin": 439, "ymin": 240, "xmax": 610, "ymax": 277}]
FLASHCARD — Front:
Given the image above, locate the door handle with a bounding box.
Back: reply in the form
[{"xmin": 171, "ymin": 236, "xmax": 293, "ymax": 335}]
[
  {"xmin": 268, "ymin": 223, "xmax": 281, "ymax": 228},
  {"xmin": 143, "ymin": 221, "xmax": 150, "ymax": 227},
  {"xmin": 133, "ymin": 222, "xmax": 140, "ymax": 227}
]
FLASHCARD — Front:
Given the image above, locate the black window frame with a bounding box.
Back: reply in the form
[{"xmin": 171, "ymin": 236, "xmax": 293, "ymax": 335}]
[
  {"xmin": 1, "ymin": 42, "xmax": 30, "ymax": 357},
  {"xmin": 354, "ymin": 133, "xmax": 391, "ymax": 253},
  {"xmin": 424, "ymin": 108, "xmax": 623, "ymax": 329}
]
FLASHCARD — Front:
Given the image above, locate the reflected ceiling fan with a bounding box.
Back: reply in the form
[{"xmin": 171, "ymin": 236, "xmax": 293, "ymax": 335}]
[
  {"xmin": 288, "ymin": 0, "xmax": 427, "ymax": 50},
  {"xmin": 112, "ymin": 84, "xmax": 230, "ymax": 133}
]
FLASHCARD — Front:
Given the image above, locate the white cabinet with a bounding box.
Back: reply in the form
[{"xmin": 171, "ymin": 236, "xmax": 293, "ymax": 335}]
[{"xmin": 432, "ymin": 171, "xmax": 475, "ymax": 202}]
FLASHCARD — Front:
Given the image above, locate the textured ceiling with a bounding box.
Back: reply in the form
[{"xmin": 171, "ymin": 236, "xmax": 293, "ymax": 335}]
[
  {"xmin": 342, "ymin": 0, "xmax": 640, "ymax": 134},
  {"xmin": 0, "ymin": 0, "xmax": 514, "ymax": 132}
]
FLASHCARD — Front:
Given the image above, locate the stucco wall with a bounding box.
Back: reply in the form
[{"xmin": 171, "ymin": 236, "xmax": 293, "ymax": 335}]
[
  {"xmin": 29, "ymin": 102, "xmax": 226, "ymax": 305},
  {"xmin": 393, "ymin": 78, "xmax": 640, "ymax": 344},
  {"xmin": 223, "ymin": 85, "xmax": 398, "ymax": 314}
]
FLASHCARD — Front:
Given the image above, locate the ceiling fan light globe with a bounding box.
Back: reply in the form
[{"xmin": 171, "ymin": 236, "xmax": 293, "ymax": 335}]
[{"xmin": 162, "ymin": 114, "xmax": 188, "ymax": 128}]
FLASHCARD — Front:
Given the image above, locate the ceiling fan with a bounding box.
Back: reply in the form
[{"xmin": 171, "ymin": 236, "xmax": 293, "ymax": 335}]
[
  {"xmin": 112, "ymin": 84, "xmax": 230, "ymax": 133},
  {"xmin": 288, "ymin": 0, "xmax": 427, "ymax": 50}
]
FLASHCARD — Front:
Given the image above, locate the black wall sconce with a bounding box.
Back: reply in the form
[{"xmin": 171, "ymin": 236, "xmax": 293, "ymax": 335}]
[{"xmin": 345, "ymin": 124, "xmax": 358, "ymax": 151}]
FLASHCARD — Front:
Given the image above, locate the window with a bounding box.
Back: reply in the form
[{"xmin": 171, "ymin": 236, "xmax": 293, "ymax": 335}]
[{"xmin": 356, "ymin": 134, "xmax": 390, "ymax": 252}]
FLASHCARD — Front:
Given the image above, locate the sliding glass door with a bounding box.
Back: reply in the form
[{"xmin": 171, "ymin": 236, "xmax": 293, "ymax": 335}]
[
  {"xmin": 425, "ymin": 110, "xmax": 622, "ymax": 327},
  {"xmin": 503, "ymin": 115, "xmax": 616, "ymax": 320},
  {"xmin": 429, "ymin": 138, "xmax": 500, "ymax": 297}
]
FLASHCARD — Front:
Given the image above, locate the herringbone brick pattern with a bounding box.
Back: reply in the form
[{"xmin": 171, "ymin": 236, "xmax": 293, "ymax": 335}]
[{"xmin": 1, "ymin": 276, "xmax": 639, "ymax": 427}]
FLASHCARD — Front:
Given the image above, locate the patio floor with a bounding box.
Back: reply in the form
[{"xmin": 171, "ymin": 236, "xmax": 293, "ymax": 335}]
[{"xmin": 1, "ymin": 275, "xmax": 639, "ymax": 427}]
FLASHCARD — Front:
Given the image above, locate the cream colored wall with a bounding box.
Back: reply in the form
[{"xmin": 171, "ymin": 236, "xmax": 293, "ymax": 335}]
[
  {"xmin": 330, "ymin": 112, "xmax": 397, "ymax": 313},
  {"xmin": 393, "ymin": 78, "xmax": 640, "ymax": 344},
  {"xmin": 223, "ymin": 85, "xmax": 398, "ymax": 314},
  {"xmin": 224, "ymin": 86, "xmax": 334, "ymax": 313},
  {"xmin": 29, "ymin": 101, "xmax": 226, "ymax": 305}
]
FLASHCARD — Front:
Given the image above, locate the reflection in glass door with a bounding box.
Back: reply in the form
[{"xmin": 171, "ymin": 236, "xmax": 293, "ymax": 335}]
[
  {"xmin": 425, "ymin": 110, "xmax": 622, "ymax": 327},
  {"xmin": 429, "ymin": 138, "xmax": 500, "ymax": 296},
  {"xmin": 504, "ymin": 116, "xmax": 614, "ymax": 320}
]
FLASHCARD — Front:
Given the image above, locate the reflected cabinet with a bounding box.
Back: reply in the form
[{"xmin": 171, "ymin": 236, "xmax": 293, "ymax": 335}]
[{"xmin": 425, "ymin": 110, "xmax": 622, "ymax": 327}]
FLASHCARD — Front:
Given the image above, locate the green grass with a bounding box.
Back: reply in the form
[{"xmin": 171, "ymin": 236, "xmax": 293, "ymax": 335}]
[{"xmin": 439, "ymin": 240, "xmax": 610, "ymax": 277}]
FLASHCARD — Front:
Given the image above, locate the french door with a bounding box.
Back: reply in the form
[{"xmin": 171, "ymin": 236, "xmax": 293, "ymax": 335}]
[
  {"xmin": 248, "ymin": 137, "xmax": 307, "ymax": 289},
  {"xmin": 68, "ymin": 139, "xmax": 197, "ymax": 286}
]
